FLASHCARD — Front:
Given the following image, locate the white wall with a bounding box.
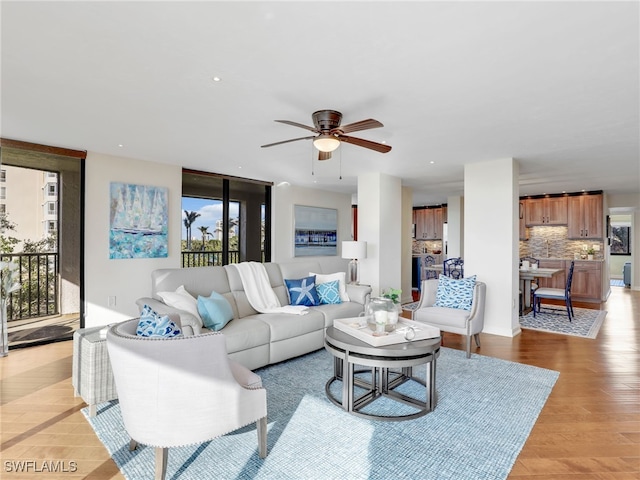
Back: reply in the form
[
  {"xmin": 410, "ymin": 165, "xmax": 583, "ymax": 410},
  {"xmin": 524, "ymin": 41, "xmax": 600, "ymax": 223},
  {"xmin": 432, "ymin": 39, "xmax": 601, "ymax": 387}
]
[
  {"xmin": 84, "ymin": 152, "xmax": 182, "ymax": 327},
  {"xmin": 465, "ymin": 158, "xmax": 520, "ymax": 337},
  {"xmin": 401, "ymin": 186, "xmax": 414, "ymax": 304},
  {"xmin": 271, "ymin": 184, "xmax": 351, "ymax": 273},
  {"xmin": 446, "ymin": 196, "xmax": 463, "ymax": 259}
]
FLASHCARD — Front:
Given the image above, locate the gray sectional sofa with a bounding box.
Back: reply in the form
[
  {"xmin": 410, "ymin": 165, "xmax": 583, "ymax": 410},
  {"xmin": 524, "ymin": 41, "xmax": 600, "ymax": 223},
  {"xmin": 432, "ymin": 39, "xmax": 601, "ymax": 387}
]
[{"xmin": 136, "ymin": 261, "xmax": 372, "ymax": 370}]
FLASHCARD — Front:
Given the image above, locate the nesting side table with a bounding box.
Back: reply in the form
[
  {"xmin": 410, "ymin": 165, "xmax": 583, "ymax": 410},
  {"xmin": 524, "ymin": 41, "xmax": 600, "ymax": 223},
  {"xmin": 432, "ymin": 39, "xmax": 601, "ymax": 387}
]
[{"xmin": 72, "ymin": 325, "xmax": 118, "ymax": 416}]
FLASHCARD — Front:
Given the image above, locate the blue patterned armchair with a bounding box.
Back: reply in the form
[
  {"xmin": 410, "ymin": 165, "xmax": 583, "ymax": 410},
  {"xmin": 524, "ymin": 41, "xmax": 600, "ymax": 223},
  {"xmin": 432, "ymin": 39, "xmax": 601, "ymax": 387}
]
[{"xmin": 412, "ymin": 278, "xmax": 486, "ymax": 358}]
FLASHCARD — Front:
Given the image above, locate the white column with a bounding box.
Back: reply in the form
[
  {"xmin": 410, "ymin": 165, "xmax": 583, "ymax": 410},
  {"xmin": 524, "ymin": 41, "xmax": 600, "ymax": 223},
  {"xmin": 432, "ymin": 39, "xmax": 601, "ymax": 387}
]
[
  {"xmin": 401, "ymin": 186, "xmax": 414, "ymax": 304},
  {"xmin": 357, "ymin": 172, "xmax": 402, "ymax": 296},
  {"xmin": 464, "ymin": 158, "xmax": 520, "ymax": 337},
  {"xmin": 446, "ymin": 196, "xmax": 464, "ymax": 259}
]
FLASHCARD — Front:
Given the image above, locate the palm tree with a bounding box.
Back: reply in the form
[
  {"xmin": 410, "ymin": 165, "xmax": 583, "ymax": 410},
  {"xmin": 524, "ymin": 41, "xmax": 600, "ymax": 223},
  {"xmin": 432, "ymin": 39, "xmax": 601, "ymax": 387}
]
[
  {"xmin": 183, "ymin": 210, "xmax": 200, "ymax": 250},
  {"xmin": 198, "ymin": 226, "xmax": 210, "ymax": 251}
]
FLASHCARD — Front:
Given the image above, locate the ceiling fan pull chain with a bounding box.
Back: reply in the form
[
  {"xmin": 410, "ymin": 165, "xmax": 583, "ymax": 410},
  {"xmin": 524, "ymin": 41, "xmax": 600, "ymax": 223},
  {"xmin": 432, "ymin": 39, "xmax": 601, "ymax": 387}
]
[{"xmin": 339, "ymin": 148, "xmax": 342, "ymax": 180}]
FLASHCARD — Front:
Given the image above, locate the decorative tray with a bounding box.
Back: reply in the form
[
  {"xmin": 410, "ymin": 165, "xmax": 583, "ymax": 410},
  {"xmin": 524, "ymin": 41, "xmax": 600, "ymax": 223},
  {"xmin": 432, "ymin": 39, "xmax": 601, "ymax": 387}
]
[{"xmin": 333, "ymin": 317, "xmax": 440, "ymax": 347}]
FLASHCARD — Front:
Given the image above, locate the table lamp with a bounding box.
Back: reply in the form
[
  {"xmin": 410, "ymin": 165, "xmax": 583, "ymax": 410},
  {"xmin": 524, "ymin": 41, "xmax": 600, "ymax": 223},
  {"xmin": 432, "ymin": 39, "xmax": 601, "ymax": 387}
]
[{"xmin": 342, "ymin": 241, "xmax": 367, "ymax": 284}]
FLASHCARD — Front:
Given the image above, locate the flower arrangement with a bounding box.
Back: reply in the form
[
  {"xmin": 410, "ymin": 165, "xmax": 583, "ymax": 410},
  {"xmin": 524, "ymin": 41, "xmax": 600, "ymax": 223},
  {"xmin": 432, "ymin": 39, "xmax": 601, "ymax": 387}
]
[
  {"xmin": 381, "ymin": 287, "xmax": 402, "ymax": 305},
  {"xmin": 586, "ymin": 247, "xmax": 595, "ymax": 255}
]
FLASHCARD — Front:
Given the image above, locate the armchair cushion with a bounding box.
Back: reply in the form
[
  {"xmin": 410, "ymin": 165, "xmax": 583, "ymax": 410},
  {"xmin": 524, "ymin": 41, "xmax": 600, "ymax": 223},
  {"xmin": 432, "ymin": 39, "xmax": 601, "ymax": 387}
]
[
  {"xmin": 284, "ymin": 276, "xmax": 320, "ymax": 306},
  {"xmin": 434, "ymin": 275, "xmax": 477, "ymax": 310},
  {"xmin": 197, "ymin": 291, "xmax": 234, "ymax": 331},
  {"xmin": 136, "ymin": 305, "xmax": 182, "ymax": 338}
]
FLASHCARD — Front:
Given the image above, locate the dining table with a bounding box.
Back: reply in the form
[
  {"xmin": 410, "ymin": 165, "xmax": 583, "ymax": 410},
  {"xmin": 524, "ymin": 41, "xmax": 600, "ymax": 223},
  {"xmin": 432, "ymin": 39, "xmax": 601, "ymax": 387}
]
[{"xmin": 519, "ymin": 267, "xmax": 563, "ymax": 309}]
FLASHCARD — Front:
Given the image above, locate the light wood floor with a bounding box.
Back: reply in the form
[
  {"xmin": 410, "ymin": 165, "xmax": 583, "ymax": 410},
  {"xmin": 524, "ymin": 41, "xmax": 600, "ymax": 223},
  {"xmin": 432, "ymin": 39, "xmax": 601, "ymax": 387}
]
[{"xmin": 1, "ymin": 287, "xmax": 638, "ymax": 479}]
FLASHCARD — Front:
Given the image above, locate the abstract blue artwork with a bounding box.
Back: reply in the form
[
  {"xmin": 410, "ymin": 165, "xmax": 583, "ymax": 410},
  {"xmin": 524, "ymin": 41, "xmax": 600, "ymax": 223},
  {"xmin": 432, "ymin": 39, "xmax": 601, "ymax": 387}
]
[{"xmin": 109, "ymin": 183, "xmax": 168, "ymax": 259}]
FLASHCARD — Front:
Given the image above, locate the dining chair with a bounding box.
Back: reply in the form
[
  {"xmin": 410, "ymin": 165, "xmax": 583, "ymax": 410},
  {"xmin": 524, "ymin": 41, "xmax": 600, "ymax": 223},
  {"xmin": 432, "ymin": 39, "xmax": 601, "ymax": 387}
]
[
  {"xmin": 520, "ymin": 256, "xmax": 540, "ymax": 306},
  {"xmin": 443, "ymin": 257, "xmax": 464, "ymax": 279},
  {"xmin": 423, "ymin": 255, "xmax": 438, "ymax": 280},
  {"xmin": 533, "ymin": 260, "xmax": 575, "ymax": 321}
]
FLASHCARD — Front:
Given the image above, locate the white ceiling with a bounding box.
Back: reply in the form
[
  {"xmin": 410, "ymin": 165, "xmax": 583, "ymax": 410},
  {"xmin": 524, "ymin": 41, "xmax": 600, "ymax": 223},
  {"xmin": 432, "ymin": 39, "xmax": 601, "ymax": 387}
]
[{"xmin": 2, "ymin": 1, "xmax": 639, "ymax": 206}]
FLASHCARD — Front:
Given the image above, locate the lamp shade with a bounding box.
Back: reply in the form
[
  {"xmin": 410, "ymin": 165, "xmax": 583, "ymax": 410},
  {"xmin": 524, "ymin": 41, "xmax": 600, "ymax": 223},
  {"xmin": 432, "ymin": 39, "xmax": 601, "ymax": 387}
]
[{"xmin": 342, "ymin": 241, "xmax": 367, "ymax": 260}]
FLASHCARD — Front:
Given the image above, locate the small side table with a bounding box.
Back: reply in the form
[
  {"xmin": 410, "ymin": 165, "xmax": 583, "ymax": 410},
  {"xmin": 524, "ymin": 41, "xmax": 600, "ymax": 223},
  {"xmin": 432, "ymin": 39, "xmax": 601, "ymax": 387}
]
[{"xmin": 72, "ymin": 326, "xmax": 118, "ymax": 416}]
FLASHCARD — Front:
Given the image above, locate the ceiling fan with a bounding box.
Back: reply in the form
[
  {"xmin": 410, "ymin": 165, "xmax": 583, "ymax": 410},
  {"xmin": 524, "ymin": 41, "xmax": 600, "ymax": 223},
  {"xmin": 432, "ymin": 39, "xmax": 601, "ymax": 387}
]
[{"xmin": 261, "ymin": 109, "xmax": 392, "ymax": 160}]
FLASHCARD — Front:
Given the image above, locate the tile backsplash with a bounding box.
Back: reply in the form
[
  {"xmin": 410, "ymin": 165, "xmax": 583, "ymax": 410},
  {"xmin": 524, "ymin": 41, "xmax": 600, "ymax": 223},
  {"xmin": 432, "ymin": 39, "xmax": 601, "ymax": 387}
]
[
  {"xmin": 412, "ymin": 240, "xmax": 443, "ymax": 254},
  {"xmin": 519, "ymin": 226, "xmax": 604, "ymax": 260}
]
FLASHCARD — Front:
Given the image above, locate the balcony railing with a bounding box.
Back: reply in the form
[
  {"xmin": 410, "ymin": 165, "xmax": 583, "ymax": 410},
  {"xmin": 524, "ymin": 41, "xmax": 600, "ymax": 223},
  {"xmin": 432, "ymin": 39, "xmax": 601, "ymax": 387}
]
[
  {"xmin": 181, "ymin": 250, "xmax": 240, "ymax": 268},
  {"xmin": 1, "ymin": 252, "xmax": 58, "ymax": 321}
]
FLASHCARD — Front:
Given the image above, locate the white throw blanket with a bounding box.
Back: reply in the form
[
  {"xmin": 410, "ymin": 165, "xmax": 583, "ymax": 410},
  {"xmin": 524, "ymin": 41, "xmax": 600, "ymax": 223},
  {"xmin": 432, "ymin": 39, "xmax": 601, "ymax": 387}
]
[{"xmin": 230, "ymin": 262, "xmax": 308, "ymax": 315}]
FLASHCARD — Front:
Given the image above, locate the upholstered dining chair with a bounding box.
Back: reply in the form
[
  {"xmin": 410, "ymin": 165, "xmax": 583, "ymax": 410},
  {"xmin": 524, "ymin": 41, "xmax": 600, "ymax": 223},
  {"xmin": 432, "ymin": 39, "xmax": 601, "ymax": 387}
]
[
  {"xmin": 533, "ymin": 260, "xmax": 575, "ymax": 322},
  {"xmin": 443, "ymin": 257, "xmax": 464, "ymax": 279},
  {"xmin": 106, "ymin": 319, "xmax": 268, "ymax": 480},
  {"xmin": 423, "ymin": 255, "xmax": 438, "ymax": 280},
  {"xmin": 412, "ymin": 278, "xmax": 486, "ymax": 358}
]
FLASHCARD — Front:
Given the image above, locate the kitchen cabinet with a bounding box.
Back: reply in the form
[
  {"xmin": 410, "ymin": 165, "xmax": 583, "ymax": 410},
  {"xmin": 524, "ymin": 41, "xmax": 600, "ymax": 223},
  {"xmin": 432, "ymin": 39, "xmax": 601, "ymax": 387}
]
[
  {"xmin": 537, "ymin": 260, "xmax": 566, "ymax": 289},
  {"xmin": 570, "ymin": 260, "xmax": 602, "ymax": 302},
  {"xmin": 519, "ymin": 201, "xmax": 528, "ymax": 240},
  {"xmin": 414, "ymin": 207, "xmax": 443, "ymax": 240},
  {"xmin": 567, "ymin": 194, "xmax": 603, "ymax": 239},
  {"xmin": 524, "ymin": 197, "xmax": 568, "ymax": 226}
]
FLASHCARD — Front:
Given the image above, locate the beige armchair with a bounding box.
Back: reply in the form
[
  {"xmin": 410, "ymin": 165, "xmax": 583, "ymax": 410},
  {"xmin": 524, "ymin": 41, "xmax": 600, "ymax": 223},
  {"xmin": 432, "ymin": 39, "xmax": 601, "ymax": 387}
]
[
  {"xmin": 106, "ymin": 319, "xmax": 267, "ymax": 480},
  {"xmin": 412, "ymin": 279, "xmax": 486, "ymax": 358}
]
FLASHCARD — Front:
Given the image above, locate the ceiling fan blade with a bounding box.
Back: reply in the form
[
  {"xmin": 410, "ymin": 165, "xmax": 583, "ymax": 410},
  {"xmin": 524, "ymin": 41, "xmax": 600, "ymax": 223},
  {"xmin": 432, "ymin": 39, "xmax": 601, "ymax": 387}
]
[
  {"xmin": 274, "ymin": 120, "xmax": 318, "ymax": 133},
  {"xmin": 338, "ymin": 135, "xmax": 392, "ymax": 153},
  {"xmin": 261, "ymin": 136, "xmax": 315, "ymax": 148},
  {"xmin": 339, "ymin": 118, "xmax": 383, "ymax": 134},
  {"xmin": 318, "ymin": 151, "xmax": 332, "ymax": 161}
]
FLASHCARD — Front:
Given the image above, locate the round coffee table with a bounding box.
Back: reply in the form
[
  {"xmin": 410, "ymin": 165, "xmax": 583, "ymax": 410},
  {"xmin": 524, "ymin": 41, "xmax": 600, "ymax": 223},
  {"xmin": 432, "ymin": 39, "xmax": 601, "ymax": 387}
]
[{"xmin": 324, "ymin": 325, "xmax": 440, "ymax": 421}]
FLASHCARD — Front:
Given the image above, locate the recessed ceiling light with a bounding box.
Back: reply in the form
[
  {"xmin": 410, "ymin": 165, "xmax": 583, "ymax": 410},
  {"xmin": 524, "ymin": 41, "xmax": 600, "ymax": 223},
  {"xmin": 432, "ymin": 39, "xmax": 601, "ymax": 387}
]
[
  {"xmin": 118, "ymin": 144, "xmax": 124, "ymax": 148},
  {"xmin": 276, "ymin": 181, "xmax": 290, "ymax": 187},
  {"xmin": 212, "ymin": 76, "xmax": 221, "ymax": 82},
  {"xmin": 238, "ymin": 166, "xmax": 242, "ymax": 169},
  {"xmin": 430, "ymin": 161, "xmax": 435, "ymax": 164}
]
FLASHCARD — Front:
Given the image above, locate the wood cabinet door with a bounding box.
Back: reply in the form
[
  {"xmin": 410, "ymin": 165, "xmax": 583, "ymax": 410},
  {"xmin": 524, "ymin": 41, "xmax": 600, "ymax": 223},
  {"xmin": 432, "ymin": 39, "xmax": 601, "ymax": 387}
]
[
  {"xmin": 414, "ymin": 209, "xmax": 425, "ymax": 239},
  {"xmin": 567, "ymin": 196, "xmax": 583, "ymax": 238},
  {"xmin": 570, "ymin": 262, "xmax": 601, "ymax": 300},
  {"xmin": 433, "ymin": 208, "xmax": 443, "ymax": 239},
  {"xmin": 519, "ymin": 201, "xmax": 528, "ymax": 240},
  {"xmin": 582, "ymin": 194, "xmax": 603, "ymax": 239},
  {"xmin": 537, "ymin": 260, "xmax": 566, "ymax": 289},
  {"xmin": 546, "ymin": 197, "xmax": 568, "ymax": 225},
  {"xmin": 525, "ymin": 198, "xmax": 545, "ymax": 226}
]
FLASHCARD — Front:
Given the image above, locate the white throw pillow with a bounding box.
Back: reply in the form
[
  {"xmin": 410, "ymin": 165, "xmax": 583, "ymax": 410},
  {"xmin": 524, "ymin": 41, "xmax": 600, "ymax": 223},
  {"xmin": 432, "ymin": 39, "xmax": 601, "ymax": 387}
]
[
  {"xmin": 157, "ymin": 285, "xmax": 202, "ymax": 322},
  {"xmin": 310, "ymin": 272, "xmax": 350, "ymax": 302}
]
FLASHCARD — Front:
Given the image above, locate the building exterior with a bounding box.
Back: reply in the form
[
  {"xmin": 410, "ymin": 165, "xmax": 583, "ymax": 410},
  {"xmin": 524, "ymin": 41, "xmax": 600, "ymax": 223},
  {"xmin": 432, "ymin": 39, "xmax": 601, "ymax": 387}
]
[{"xmin": 0, "ymin": 164, "xmax": 58, "ymax": 251}]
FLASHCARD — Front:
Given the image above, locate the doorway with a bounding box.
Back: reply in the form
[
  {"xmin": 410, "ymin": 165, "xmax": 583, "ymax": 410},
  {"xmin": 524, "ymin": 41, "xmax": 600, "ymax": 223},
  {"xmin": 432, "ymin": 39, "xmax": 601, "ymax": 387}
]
[{"xmin": 0, "ymin": 138, "xmax": 85, "ymax": 349}]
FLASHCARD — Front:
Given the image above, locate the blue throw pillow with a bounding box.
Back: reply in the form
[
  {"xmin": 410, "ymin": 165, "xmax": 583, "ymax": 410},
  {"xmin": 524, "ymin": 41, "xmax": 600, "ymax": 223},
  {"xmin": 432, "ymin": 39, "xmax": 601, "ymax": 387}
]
[
  {"xmin": 137, "ymin": 304, "xmax": 182, "ymax": 337},
  {"xmin": 434, "ymin": 275, "xmax": 477, "ymax": 311},
  {"xmin": 197, "ymin": 291, "xmax": 234, "ymax": 331},
  {"xmin": 285, "ymin": 275, "xmax": 320, "ymax": 306},
  {"xmin": 317, "ymin": 280, "xmax": 342, "ymax": 305}
]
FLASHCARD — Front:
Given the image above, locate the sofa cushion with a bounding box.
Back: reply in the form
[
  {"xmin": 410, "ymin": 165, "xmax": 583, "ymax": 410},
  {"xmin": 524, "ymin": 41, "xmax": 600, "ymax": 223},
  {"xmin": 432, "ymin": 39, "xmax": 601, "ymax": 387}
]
[
  {"xmin": 284, "ymin": 275, "xmax": 320, "ymax": 306},
  {"xmin": 197, "ymin": 291, "xmax": 234, "ymax": 331},
  {"xmin": 311, "ymin": 271, "xmax": 350, "ymax": 302},
  {"xmin": 157, "ymin": 285, "xmax": 202, "ymax": 321},
  {"xmin": 317, "ymin": 280, "xmax": 342, "ymax": 304},
  {"xmin": 136, "ymin": 305, "xmax": 182, "ymax": 338},
  {"xmin": 434, "ymin": 275, "xmax": 477, "ymax": 311}
]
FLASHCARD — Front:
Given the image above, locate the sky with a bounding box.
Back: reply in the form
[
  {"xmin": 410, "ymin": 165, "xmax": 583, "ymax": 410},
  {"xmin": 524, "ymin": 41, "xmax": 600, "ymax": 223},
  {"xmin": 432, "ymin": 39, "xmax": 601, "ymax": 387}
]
[{"xmin": 181, "ymin": 197, "xmax": 239, "ymax": 240}]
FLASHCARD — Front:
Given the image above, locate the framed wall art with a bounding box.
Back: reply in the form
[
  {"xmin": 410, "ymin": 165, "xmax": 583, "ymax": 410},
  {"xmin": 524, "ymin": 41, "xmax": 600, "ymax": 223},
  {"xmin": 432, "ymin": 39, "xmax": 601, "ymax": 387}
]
[
  {"xmin": 293, "ymin": 205, "xmax": 337, "ymax": 257},
  {"xmin": 110, "ymin": 182, "xmax": 168, "ymax": 259}
]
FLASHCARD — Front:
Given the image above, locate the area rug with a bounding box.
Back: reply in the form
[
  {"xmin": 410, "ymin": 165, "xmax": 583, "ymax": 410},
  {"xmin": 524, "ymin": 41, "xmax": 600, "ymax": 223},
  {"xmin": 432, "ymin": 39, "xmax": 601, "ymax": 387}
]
[
  {"xmin": 84, "ymin": 347, "xmax": 558, "ymax": 480},
  {"xmin": 520, "ymin": 306, "xmax": 606, "ymax": 339},
  {"xmin": 610, "ymin": 278, "xmax": 625, "ymax": 287}
]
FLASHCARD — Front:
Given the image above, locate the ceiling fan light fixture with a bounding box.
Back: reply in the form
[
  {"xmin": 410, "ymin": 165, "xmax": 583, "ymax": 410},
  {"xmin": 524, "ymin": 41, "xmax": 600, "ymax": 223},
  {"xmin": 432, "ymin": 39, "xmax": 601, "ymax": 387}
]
[{"xmin": 313, "ymin": 134, "xmax": 340, "ymax": 152}]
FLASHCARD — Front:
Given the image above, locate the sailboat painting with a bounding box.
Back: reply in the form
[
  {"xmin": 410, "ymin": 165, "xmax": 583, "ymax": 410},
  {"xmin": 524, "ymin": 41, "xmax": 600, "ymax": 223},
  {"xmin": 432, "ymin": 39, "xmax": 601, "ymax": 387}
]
[{"xmin": 109, "ymin": 182, "xmax": 168, "ymax": 259}]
